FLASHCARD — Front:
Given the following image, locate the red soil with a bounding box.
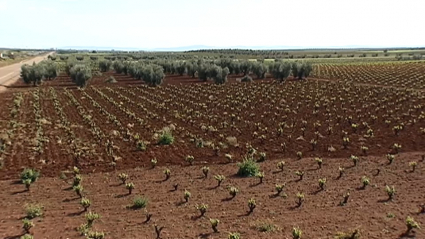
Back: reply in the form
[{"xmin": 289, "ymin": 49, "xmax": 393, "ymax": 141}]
[
  {"xmin": 0, "ymin": 153, "xmax": 424, "ymax": 238},
  {"xmin": 0, "ymin": 72, "xmax": 424, "ymax": 238}
]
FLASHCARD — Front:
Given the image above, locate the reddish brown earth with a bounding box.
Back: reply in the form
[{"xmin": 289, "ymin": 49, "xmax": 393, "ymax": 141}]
[
  {"xmin": 0, "ymin": 153, "xmax": 424, "ymax": 238},
  {"xmin": 0, "ymin": 71, "xmax": 424, "ymax": 238}
]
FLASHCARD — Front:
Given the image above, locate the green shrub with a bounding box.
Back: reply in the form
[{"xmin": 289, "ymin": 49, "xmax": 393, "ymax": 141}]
[
  {"xmin": 24, "ymin": 204, "xmax": 43, "ymax": 219},
  {"xmin": 85, "ymin": 212, "xmax": 100, "ymax": 227},
  {"xmin": 22, "ymin": 218, "xmax": 34, "ymax": 233},
  {"xmin": 20, "ymin": 64, "xmax": 45, "ymax": 86},
  {"xmin": 70, "ymin": 64, "xmax": 92, "ymax": 88},
  {"xmin": 130, "ymin": 196, "xmax": 148, "ymax": 209},
  {"xmin": 80, "ymin": 198, "xmax": 91, "ymax": 211},
  {"xmin": 237, "ymin": 157, "xmax": 260, "ymax": 177},
  {"xmin": 158, "ymin": 128, "xmax": 174, "ymax": 145},
  {"xmin": 269, "ymin": 61, "xmax": 291, "ymax": 82},
  {"xmin": 20, "ymin": 168, "xmax": 40, "ymax": 184},
  {"xmin": 99, "ymin": 60, "xmax": 112, "ymax": 72}
]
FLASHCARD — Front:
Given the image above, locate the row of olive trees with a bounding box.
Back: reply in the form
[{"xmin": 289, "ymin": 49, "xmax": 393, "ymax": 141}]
[
  {"xmin": 153, "ymin": 59, "xmax": 312, "ymax": 81},
  {"xmin": 127, "ymin": 62, "xmax": 165, "ymax": 86},
  {"xmin": 21, "ymin": 61, "xmax": 60, "ymax": 86}
]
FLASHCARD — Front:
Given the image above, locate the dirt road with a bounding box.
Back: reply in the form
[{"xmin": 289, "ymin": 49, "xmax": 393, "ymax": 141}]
[{"xmin": 0, "ymin": 52, "xmax": 54, "ymax": 92}]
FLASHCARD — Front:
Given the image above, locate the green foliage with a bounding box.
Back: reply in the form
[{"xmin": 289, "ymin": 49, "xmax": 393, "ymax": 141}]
[
  {"xmin": 126, "ymin": 182, "xmax": 135, "ymax": 194},
  {"xmin": 247, "ymin": 198, "xmax": 256, "ymax": 214},
  {"xmin": 73, "ymin": 184, "xmax": 84, "ymax": 198},
  {"xmin": 196, "ymin": 203, "xmax": 208, "ymax": 216},
  {"xmin": 291, "ymin": 61, "xmax": 313, "ymax": 79},
  {"xmin": 228, "ymin": 186, "xmax": 239, "ymax": 198},
  {"xmin": 184, "ymin": 189, "xmax": 191, "ymax": 202},
  {"xmin": 256, "ymin": 222, "xmax": 278, "ymax": 233},
  {"xmin": 163, "ymin": 169, "xmax": 171, "ymax": 180},
  {"xmin": 85, "ymin": 212, "xmax": 100, "ymax": 227},
  {"xmin": 406, "ymin": 216, "xmax": 420, "ymax": 232},
  {"xmin": 73, "ymin": 174, "xmax": 82, "ymax": 187},
  {"xmin": 70, "ymin": 64, "xmax": 92, "ymax": 88},
  {"xmin": 361, "ymin": 176, "xmax": 370, "ymax": 189},
  {"xmin": 113, "ymin": 61, "xmax": 126, "ymax": 74},
  {"xmin": 385, "ymin": 185, "xmax": 396, "ymax": 200},
  {"xmin": 214, "ymin": 174, "xmax": 226, "ymax": 186},
  {"xmin": 252, "ymin": 62, "xmax": 268, "ymax": 79},
  {"xmin": 158, "ymin": 128, "xmax": 174, "ymax": 145},
  {"xmin": 36, "ymin": 61, "xmax": 59, "ymax": 80},
  {"xmin": 140, "ymin": 64, "xmax": 165, "ymax": 86},
  {"xmin": 24, "ymin": 204, "xmax": 43, "ymax": 219},
  {"xmin": 228, "ymin": 232, "xmax": 240, "ymax": 239},
  {"xmin": 98, "ymin": 60, "xmax": 112, "ymax": 72},
  {"xmin": 237, "ymin": 157, "xmax": 260, "ymax": 177},
  {"xmin": 20, "ymin": 168, "xmax": 40, "ymax": 184},
  {"xmin": 80, "ymin": 198, "xmax": 91, "ymax": 211},
  {"xmin": 185, "ymin": 155, "xmax": 194, "ymax": 165},
  {"xmin": 130, "ymin": 196, "xmax": 148, "ymax": 209},
  {"xmin": 86, "ymin": 231, "xmax": 105, "ymax": 239},
  {"xmin": 269, "ymin": 61, "xmax": 291, "ymax": 81},
  {"xmin": 335, "ymin": 229, "xmax": 360, "ymax": 239},
  {"xmin": 202, "ymin": 166, "xmax": 209, "ymax": 178},
  {"xmin": 292, "ymin": 227, "xmax": 302, "ymax": 239},
  {"xmin": 22, "ymin": 218, "xmax": 34, "ymax": 233},
  {"xmin": 210, "ymin": 218, "xmax": 220, "ymax": 232},
  {"xmin": 20, "ymin": 63, "xmax": 45, "ymax": 86},
  {"xmin": 118, "ymin": 173, "xmax": 129, "ymax": 184}
]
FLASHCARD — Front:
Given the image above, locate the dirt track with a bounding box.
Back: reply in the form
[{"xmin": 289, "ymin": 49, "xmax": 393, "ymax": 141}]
[{"xmin": 0, "ymin": 52, "xmax": 54, "ymax": 92}]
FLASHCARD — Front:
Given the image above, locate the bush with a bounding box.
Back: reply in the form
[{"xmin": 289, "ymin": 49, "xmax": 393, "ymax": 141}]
[
  {"xmin": 252, "ymin": 62, "xmax": 268, "ymax": 79},
  {"xmin": 99, "ymin": 60, "xmax": 112, "ymax": 72},
  {"xmin": 141, "ymin": 64, "xmax": 165, "ymax": 86},
  {"xmin": 20, "ymin": 63, "xmax": 45, "ymax": 86},
  {"xmin": 70, "ymin": 64, "xmax": 92, "ymax": 88},
  {"xmin": 113, "ymin": 61, "xmax": 125, "ymax": 74},
  {"xmin": 20, "ymin": 168, "xmax": 40, "ymax": 184},
  {"xmin": 269, "ymin": 62, "xmax": 291, "ymax": 81},
  {"xmin": 36, "ymin": 61, "xmax": 59, "ymax": 80},
  {"xmin": 237, "ymin": 157, "xmax": 260, "ymax": 177},
  {"xmin": 292, "ymin": 61, "xmax": 313, "ymax": 79},
  {"xmin": 158, "ymin": 128, "xmax": 174, "ymax": 145},
  {"xmin": 24, "ymin": 204, "xmax": 43, "ymax": 219},
  {"xmin": 130, "ymin": 196, "xmax": 148, "ymax": 209}
]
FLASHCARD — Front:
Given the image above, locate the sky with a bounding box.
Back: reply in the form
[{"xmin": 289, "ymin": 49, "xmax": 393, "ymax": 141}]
[{"xmin": 0, "ymin": 0, "xmax": 424, "ymax": 50}]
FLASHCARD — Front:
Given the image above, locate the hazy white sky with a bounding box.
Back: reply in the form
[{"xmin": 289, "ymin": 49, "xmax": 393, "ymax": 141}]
[{"xmin": 0, "ymin": 0, "xmax": 423, "ymax": 49}]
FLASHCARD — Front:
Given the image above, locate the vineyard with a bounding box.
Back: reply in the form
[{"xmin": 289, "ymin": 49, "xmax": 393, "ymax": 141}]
[
  {"xmin": 0, "ymin": 59, "xmax": 424, "ymax": 238},
  {"xmin": 313, "ymin": 61, "xmax": 425, "ymax": 89}
]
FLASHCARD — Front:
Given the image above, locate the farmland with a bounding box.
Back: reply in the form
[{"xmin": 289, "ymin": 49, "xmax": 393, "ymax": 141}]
[{"xmin": 0, "ymin": 54, "xmax": 424, "ymax": 239}]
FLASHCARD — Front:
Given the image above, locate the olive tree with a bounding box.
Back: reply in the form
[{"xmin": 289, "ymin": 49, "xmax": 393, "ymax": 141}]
[
  {"xmin": 99, "ymin": 60, "xmax": 112, "ymax": 72},
  {"xmin": 186, "ymin": 62, "xmax": 198, "ymax": 78},
  {"xmin": 174, "ymin": 62, "xmax": 186, "ymax": 76},
  {"xmin": 40, "ymin": 61, "xmax": 59, "ymax": 80},
  {"xmin": 291, "ymin": 61, "xmax": 313, "ymax": 79},
  {"xmin": 269, "ymin": 61, "xmax": 291, "ymax": 82},
  {"xmin": 20, "ymin": 63, "xmax": 45, "ymax": 86},
  {"xmin": 70, "ymin": 64, "xmax": 92, "ymax": 88},
  {"xmin": 252, "ymin": 62, "xmax": 268, "ymax": 79},
  {"xmin": 140, "ymin": 64, "xmax": 165, "ymax": 86}
]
